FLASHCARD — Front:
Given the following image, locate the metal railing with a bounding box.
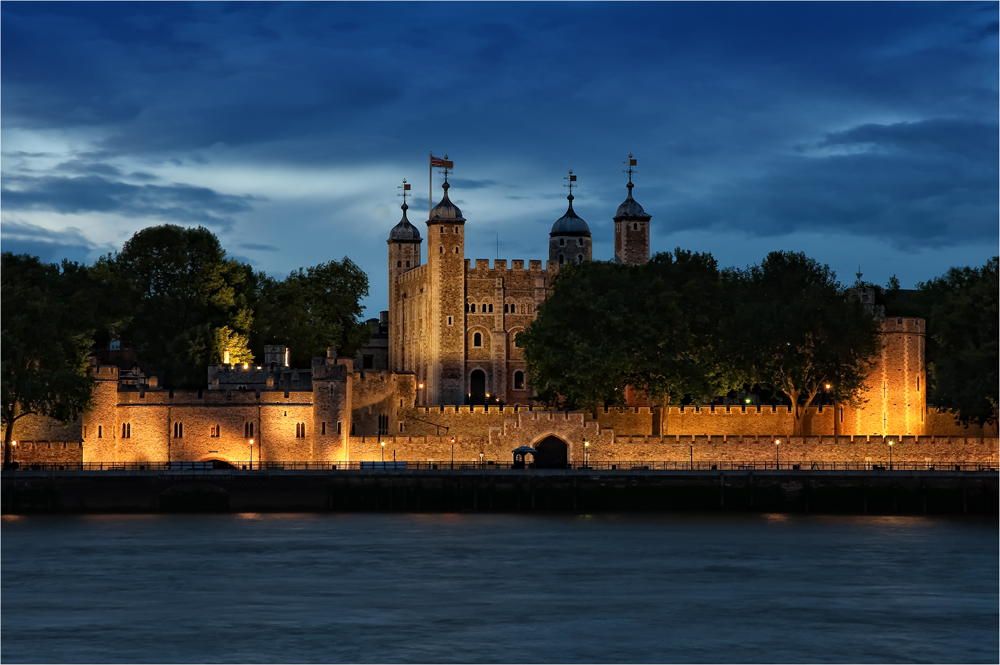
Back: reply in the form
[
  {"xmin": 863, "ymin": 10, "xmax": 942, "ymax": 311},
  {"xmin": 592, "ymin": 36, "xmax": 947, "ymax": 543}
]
[{"xmin": 2, "ymin": 460, "xmax": 996, "ymax": 472}]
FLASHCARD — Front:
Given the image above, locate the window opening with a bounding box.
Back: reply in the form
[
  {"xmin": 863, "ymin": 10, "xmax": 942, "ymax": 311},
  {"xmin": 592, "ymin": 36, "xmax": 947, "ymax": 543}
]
[
  {"xmin": 488, "ymin": 304, "xmax": 493, "ymax": 313},
  {"xmin": 473, "ymin": 332, "xmax": 482, "ymax": 347},
  {"xmin": 514, "ymin": 371, "xmax": 525, "ymax": 390},
  {"xmin": 122, "ymin": 423, "xmax": 131, "ymax": 438},
  {"xmin": 405, "ymin": 260, "xmax": 410, "ymax": 267},
  {"xmin": 559, "ymin": 254, "xmax": 564, "ymax": 265},
  {"xmin": 173, "ymin": 422, "xmax": 183, "ymax": 438},
  {"xmin": 397, "ymin": 261, "xmax": 402, "ymax": 267}
]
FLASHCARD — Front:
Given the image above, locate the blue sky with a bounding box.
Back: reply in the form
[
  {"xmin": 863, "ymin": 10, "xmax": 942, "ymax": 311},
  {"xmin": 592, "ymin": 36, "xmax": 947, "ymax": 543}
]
[{"xmin": 2, "ymin": 1, "xmax": 997, "ymax": 315}]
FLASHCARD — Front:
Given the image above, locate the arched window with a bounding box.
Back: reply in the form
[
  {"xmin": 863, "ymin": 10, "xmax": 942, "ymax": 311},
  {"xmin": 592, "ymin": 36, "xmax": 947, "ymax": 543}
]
[
  {"xmin": 559, "ymin": 238, "xmax": 565, "ymax": 246},
  {"xmin": 578, "ymin": 254, "xmax": 583, "ymax": 262},
  {"xmin": 244, "ymin": 422, "xmax": 254, "ymax": 438},
  {"xmin": 295, "ymin": 423, "xmax": 306, "ymax": 438},
  {"xmin": 514, "ymin": 371, "xmax": 525, "ymax": 390},
  {"xmin": 504, "ymin": 304, "xmax": 509, "ymax": 313},
  {"xmin": 633, "ymin": 222, "xmax": 638, "ymax": 230},
  {"xmin": 559, "ymin": 254, "xmax": 564, "ymax": 265},
  {"xmin": 439, "ymin": 246, "xmax": 443, "ymax": 253},
  {"xmin": 488, "ymin": 304, "xmax": 493, "ymax": 313},
  {"xmin": 455, "ymin": 226, "xmax": 459, "ymax": 233},
  {"xmin": 578, "ymin": 238, "xmax": 583, "ymax": 246},
  {"xmin": 397, "ymin": 260, "xmax": 402, "ymax": 267},
  {"xmin": 470, "ymin": 303, "xmax": 476, "ymax": 313},
  {"xmin": 440, "ymin": 226, "xmax": 444, "ymax": 233},
  {"xmin": 173, "ymin": 422, "xmax": 183, "ymax": 438},
  {"xmin": 405, "ymin": 260, "xmax": 410, "ymax": 267},
  {"xmin": 473, "ymin": 332, "xmax": 482, "ymax": 347},
  {"xmin": 122, "ymin": 423, "xmax": 131, "ymax": 438},
  {"xmin": 210, "ymin": 424, "xmax": 220, "ymax": 438}
]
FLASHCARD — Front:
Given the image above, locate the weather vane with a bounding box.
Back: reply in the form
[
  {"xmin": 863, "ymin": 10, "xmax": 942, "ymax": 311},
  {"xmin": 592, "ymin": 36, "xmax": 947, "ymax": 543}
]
[
  {"xmin": 563, "ymin": 169, "xmax": 577, "ymax": 195},
  {"xmin": 436, "ymin": 154, "xmax": 453, "ymax": 181},
  {"xmin": 397, "ymin": 178, "xmax": 411, "ymax": 205},
  {"xmin": 622, "ymin": 153, "xmax": 637, "ymax": 183}
]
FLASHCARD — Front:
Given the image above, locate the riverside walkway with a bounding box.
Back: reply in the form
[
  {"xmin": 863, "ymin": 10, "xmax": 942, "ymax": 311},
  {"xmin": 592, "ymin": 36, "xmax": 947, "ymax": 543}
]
[{"xmin": 3, "ymin": 463, "xmax": 997, "ymax": 514}]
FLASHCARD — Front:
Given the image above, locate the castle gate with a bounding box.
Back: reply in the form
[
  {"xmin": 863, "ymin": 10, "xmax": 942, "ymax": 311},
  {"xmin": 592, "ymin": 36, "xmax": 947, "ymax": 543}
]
[{"xmin": 535, "ymin": 436, "xmax": 568, "ymax": 469}]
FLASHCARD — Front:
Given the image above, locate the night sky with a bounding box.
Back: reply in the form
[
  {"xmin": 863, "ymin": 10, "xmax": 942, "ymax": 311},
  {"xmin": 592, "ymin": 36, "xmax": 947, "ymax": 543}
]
[{"xmin": 2, "ymin": 2, "xmax": 997, "ymax": 315}]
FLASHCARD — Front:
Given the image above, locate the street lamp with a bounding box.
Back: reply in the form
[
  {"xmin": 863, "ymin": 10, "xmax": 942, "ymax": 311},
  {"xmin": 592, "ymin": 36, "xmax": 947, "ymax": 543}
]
[
  {"xmin": 479, "ymin": 451, "xmax": 484, "ymax": 467},
  {"xmin": 583, "ymin": 439, "xmax": 590, "ymax": 467},
  {"xmin": 11, "ymin": 441, "xmax": 16, "ymax": 468},
  {"xmin": 248, "ymin": 439, "xmax": 253, "ymax": 470},
  {"xmin": 451, "ymin": 437, "xmax": 456, "ymax": 469},
  {"xmin": 775, "ymin": 439, "xmax": 780, "ymax": 469},
  {"xmin": 381, "ymin": 440, "xmax": 385, "ymax": 464},
  {"xmin": 888, "ymin": 440, "xmax": 893, "ymax": 469}
]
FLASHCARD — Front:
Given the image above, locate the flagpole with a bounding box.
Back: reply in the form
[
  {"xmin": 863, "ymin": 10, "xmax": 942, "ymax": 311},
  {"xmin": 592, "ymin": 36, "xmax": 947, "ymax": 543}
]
[{"xmin": 428, "ymin": 152, "xmax": 433, "ymax": 221}]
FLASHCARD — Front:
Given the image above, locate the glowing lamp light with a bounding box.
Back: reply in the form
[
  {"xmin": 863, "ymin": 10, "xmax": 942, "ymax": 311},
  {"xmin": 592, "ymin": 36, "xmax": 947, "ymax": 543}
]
[
  {"xmin": 418, "ymin": 383, "xmax": 424, "ymax": 389},
  {"xmin": 584, "ymin": 440, "xmax": 590, "ymax": 447},
  {"xmin": 381, "ymin": 441, "xmax": 385, "ymax": 447},
  {"xmin": 745, "ymin": 398, "xmax": 751, "ymax": 404},
  {"xmin": 825, "ymin": 383, "xmax": 832, "ymax": 390}
]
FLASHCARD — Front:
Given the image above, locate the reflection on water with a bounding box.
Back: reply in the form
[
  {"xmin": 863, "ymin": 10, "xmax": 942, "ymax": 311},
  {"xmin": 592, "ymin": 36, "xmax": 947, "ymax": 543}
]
[{"xmin": 2, "ymin": 513, "xmax": 997, "ymax": 664}]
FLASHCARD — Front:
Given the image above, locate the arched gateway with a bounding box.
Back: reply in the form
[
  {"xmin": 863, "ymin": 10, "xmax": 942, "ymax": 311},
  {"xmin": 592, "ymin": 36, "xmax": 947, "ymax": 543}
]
[{"xmin": 534, "ymin": 436, "xmax": 568, "ymax": 469}]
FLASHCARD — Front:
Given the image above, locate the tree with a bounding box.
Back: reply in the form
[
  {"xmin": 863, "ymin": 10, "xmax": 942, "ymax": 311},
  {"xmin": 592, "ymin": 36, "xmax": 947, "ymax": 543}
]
[
  {"xmin": 115, "ymin": 225, "xmax": 256, "ymax": 388},
  {"xmin": 521, "ymin": 249, "xmax": 737, "ymax": 413},
  {"xmin": 917, "ymin": 257, "xmax": 998, "ymax": 428},
  {"xmin": 253, "ymin": 258, "xmax": 370, "ymax": 367},
  {"xmin": 722, "ymin": 251, "xmax": 881, "ymax": 435},
  {"xmin": 629, "ymin": 250, "xmax": 741, "ymax": 423},
  {"xmin": 520, "ymin": 261, "xmax": 637, "ymax": 410},
  {"xmin": 1, "ymin": 254, "xmax": 97, "ymax": 466}
]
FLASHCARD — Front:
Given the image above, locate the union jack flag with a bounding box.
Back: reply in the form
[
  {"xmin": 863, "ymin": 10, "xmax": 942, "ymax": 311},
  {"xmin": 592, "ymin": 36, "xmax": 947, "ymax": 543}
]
[{"xmin": 430, "ymin": 155, "xmax": 453, "ymax": 168}]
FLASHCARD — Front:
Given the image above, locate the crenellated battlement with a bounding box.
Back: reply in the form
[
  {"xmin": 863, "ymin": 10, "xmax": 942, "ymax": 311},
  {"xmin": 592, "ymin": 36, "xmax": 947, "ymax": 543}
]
[{"xmin": 464, "ymin": 258, "xmax": 554, "ymax": 277}]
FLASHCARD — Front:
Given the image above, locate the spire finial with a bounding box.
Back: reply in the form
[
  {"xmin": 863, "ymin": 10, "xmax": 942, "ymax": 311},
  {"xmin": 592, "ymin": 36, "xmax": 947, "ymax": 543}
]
[
  {"xmin": 622, "ymin": 153, "xmax": 637, "ymax": 190},
  {"xmin": 439, "ymin": 154, "xmax": 452, "ymax": 185},
  {"xmin": 563, "ymin": 169, "xmax": 577, "ymax": 200},
  {"xmin": 397, "ymin": 178, "xmax": 411, "ymax": 210}
]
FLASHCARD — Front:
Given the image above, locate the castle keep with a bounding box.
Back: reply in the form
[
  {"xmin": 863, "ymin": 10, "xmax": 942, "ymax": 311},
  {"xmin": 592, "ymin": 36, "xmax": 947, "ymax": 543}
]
[{"xmin": 5, "ymin": 167, "xmax": 995, "ymax": 468}]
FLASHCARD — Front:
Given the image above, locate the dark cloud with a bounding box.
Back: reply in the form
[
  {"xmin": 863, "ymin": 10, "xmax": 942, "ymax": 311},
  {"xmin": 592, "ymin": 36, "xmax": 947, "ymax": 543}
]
[
  {"xmin": 663, "ymin": 119, "xmax": 998, "ymax": 248},
  {"xmin": 239, "ymin": 242, "xmax": 279, "ymax": 252},
  {"xmin": 1, "ymin": 175, "xmax": 259, "ymax": 228},
  {"xmin": 0, "ymin": 220, "xmax": 105, "ymax": 264},
  {"xmin": 55, "ymin": 159, "xmax": 124, "ymax": 177}
]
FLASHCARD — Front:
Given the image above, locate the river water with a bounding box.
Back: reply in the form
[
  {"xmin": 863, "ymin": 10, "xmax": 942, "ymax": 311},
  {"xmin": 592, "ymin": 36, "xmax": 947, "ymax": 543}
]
[{"xmin": 2, "ymin": 513, "xmax": 996, "ymax": 663}]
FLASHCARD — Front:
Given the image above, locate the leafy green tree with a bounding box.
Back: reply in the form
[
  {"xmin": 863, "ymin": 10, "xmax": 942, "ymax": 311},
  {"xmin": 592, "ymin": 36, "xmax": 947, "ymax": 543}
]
[
  {"xmin": 115, "ymin": 225, "xmax": 256, "ymax": 388},
  {"xmin": 520, "ymin": 261, "xmax": 637, "ymax": 410},
  {"xmin": 917, "ymin": 257, "xmax": 998, "ymax": 428},
  {"xmin": 630, "ymin": 250, "xmax": 741, "ymax": 425},
  {"xmin": 1, "ymin": 254, "xmax": 97, "ymax": 466},
  {"xmin": 722, "ymin": 251, "xmax": 881, "ymax": 435},
  {"xmin": 521, "ymin": 249, "xmax": 738, "ymax": 414},
  {"xmin": 213, "ymin": 326, "xmax": 254, "ymax": 365},
  {"xmin": 253, "ymin": 258, "xmax": 369, "ymax": 367}
]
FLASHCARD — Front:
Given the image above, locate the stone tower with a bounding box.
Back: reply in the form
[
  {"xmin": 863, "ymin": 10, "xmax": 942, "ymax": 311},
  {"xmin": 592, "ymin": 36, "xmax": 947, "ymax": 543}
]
[
  {"xmin": 425, "ymin": 177, "xmax": 467, "ymax": 405},
  {"xmin": 613, "ymin": 167, "xmax": 651, "ymax": 265},
  {"xmin": 387, "ymin": 200, "xmax": 422, "ymax": 372},
  {"xmin": 549, "ymin": 176, "xmax": 592, "ymax": 266}
]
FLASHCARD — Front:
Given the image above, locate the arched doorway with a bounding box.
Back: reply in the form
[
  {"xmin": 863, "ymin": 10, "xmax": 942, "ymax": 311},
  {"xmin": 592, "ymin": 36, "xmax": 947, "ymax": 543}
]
[
  {"xmin": 535, "ymin": 436, "xmax": 568, "ymax": 469},
  {"xmin": 470, "ymin": 369, "xmax": 487, "ymax": 405}
]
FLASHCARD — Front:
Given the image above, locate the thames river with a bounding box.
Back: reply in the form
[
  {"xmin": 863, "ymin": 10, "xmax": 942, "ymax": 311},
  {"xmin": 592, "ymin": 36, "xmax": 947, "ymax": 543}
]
[{"xmin": 2, "ymin": 513, "xmax": 997, "ymax": 663}]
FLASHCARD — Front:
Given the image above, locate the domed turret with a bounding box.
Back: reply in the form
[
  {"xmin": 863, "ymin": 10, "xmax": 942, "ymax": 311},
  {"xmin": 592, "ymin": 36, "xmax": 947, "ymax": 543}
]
[
  {"xmin": 549, "ymin": 177, "xmax": 593, "ymax": 265},
  {"xmin": 614, "ymin": 181, "xmax": 651, "ymax": 222},
  {"xmin": 613, "ymin": 158, "xmax": 652, "ymax": 265},
  {"xmin": 389, "ymin": 203, "xmax": 421, "ymax": 242},
  {"xmin": 429, "ymin": 181, "xmax": 465, "ymax": 222},
  {"xmin": 550, "ymin": 194, "xmax": 592, "ymax": 237}
]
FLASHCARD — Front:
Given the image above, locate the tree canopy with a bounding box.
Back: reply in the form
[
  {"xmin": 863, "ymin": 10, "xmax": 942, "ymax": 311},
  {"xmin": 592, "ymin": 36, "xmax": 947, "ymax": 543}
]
[
  {"xmin": 722, "ymin": 251, "xmax": 882, "ymax": 435},
  {"xmin": 252, "ymin": 258, "xmax": 370, "ymax": 367},
  {"xmin": 522, "ymin": 249, "xmax": 739, "ymax": 413},
  {"xmin": 523, "ymin": 249, "xmax": 882, "ymax": 435},
  {"xmin": 1, "ymin": 254, "xmax": 100, "ymax": 466},
  {"xmin": 115, "ymin": 225, "xmax": 256, "ymax": 388},
  {"xmin": 916, "ymin": 257, "xmax": 998, "ymax": 427}
]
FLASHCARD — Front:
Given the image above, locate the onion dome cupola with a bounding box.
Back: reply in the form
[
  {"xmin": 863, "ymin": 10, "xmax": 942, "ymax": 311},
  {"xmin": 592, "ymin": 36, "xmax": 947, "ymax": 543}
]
[
  {"xmin": 388, "ymin": 203, "xmax": 421, "ymax": 243},
  {"xmin": 549, "ymin": 170, "xmax": 593, "ymax": 265},
  {"xmin": 388, "ymin": 179, "xmax": 422, "ymax": 277},
  {"xmin": 429, "ymin": 180, "xmax": 466, "ymax": 223},
  {"xmin": 613, "ymin": 154, "xmax": 651, "ymax": 265}
]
